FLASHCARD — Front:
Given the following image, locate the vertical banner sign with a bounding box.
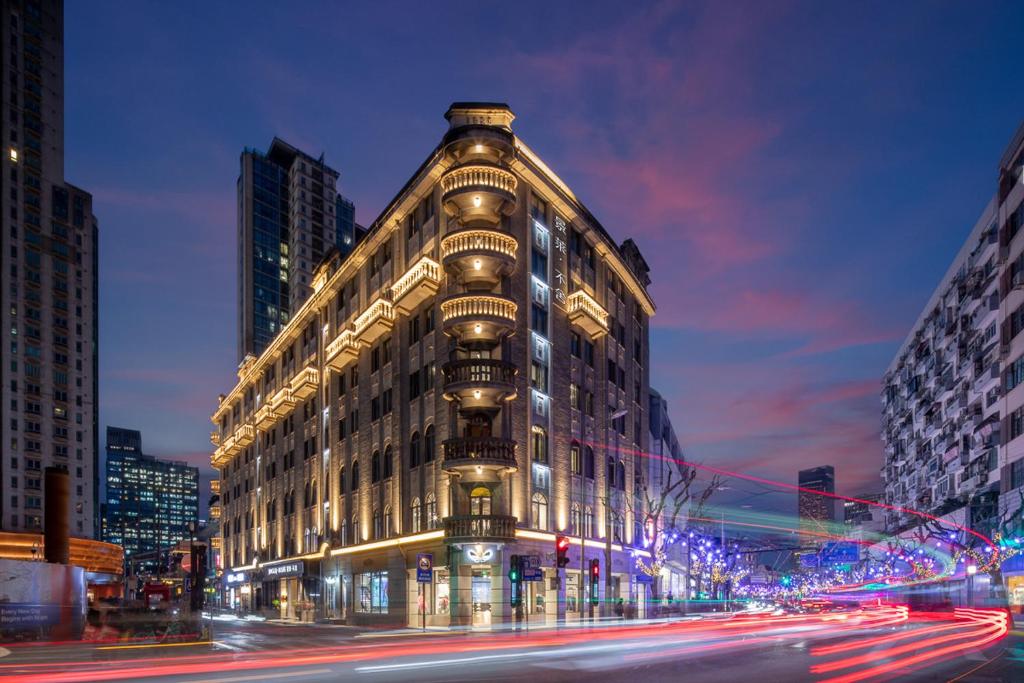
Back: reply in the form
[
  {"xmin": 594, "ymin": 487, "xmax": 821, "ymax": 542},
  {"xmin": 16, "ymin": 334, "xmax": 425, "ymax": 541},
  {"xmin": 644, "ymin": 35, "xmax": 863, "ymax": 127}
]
[
  {"xmin": 552, "ymin": 215, "xmax": 569, "ymax": 310},
  {"xmin": 416, "ymin": 553, "xmax": 433, "ymax": 582}
]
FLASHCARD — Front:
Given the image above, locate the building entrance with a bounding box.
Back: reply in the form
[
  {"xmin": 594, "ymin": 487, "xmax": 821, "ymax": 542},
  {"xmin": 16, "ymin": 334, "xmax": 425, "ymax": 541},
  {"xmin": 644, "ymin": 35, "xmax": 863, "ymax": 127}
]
[{"xmin": 471, "ymin": 568, "xmax": 492, "ymax": 626}]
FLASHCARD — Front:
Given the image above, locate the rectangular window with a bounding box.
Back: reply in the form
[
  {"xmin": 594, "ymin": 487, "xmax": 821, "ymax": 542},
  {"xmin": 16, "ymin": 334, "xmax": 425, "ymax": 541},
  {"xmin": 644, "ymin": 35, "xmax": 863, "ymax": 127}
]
[
  {"xmin": 570, "ymin": 444, "xmax": 581, "ymax": 475},
  {"xmin": 531, "ymin": 304, "xmax": 548, "ymax": 333},
  {"xmin": 531, "ymin": 361, "xmax": 548, "ymax": 393},
  {"xmin": 355, "ymin": 571, "xmax": 389, "ymax": 613},
  {"xmin": 1011, "ymin": 407, "xmax": 1024, "ymax": 441}
]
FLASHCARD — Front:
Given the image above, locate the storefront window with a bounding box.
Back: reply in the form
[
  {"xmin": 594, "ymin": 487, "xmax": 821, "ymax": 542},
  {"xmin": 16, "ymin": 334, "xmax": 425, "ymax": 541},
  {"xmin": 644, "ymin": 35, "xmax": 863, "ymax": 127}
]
[
  {"xmin": 356, "ymin": 571, "xmax": 389, "ymax": 613},
  {"xmin": 435, "ymin": 569, "xmax": 450, "ymax": 615}
]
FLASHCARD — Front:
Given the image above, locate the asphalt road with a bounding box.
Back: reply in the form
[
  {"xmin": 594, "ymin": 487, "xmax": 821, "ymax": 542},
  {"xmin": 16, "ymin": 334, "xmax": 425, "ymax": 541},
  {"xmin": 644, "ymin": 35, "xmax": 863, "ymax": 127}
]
[{"xmin": 1, "ymin": 607, "xmax": 1021, "ymax": 683}]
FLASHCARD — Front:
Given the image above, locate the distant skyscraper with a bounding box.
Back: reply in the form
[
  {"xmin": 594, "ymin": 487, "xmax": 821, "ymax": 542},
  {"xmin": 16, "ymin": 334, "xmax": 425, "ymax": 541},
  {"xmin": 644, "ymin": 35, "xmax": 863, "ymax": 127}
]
[
  {"xmin": 1, "ymin": 0, "xmax": 100, "ymax": 537},
  {"xmin": 103, "ymin": 427, "xmax": 199, "ymax": 569},
  {"xmin": 798, "ymin": 466, "xmax": 836, "ymax": 529},
  {"xmin": 237, "ymin": 138, "xmax": 360, "ymax": 361}
]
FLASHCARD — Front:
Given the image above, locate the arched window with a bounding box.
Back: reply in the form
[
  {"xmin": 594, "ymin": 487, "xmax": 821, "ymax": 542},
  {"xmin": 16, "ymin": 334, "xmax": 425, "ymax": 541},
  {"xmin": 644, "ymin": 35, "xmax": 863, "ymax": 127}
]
[
  {"xmin": 338, "ymin": 465, "xmax": 346, "ymax": 495},
  {"xmin": 531, "ymin": 425, "xmax": 548, "ymax": 463},
  {"xmin": 409, "ymin": 431, "xmax": 421, "ymax": 468},
  {"xmin": 352, "ymin": 513, "xmax": 360, "ymax": 542},
  {"xmin": 371, "ymin": 451, "xmax": 381, "ymax": 483},
  {"xmin": 470, "ymin": 486, "xmax": 492, "ymax": 516},
  {"xmin": 373, "ymin": 508, "xmax": 383, "ymax": 539},
  {"xmin": 383, "ymin": 445, "xmax": 393, "ymax": 479},
  {"xmin": 411, "ymin": 497, "xmax": 422, "ymax": 533},
  {"xmin": 425, "ymin": 492, "xmax": 438, "ymax": 529},
  {"xmin": 351, "ymin": 460, "xmax": 359, "ymax": 490},
  {"xmin": 583, "ymin": 506, "xmax": 594, "ymax": 537},
  {"xmin": 424, "ymin": 425, "xmax": 436, "ymax": 463},
  {"xmin": 384, "ymin": 505, "xmax": 392, "ymax": 537},
  {"xmin": 532, "ymin": 493, "xmax": 548, "ymax": 531},
  {"xmin": 570, "ymin": 502, "xmax": 581, "ymax": 535},
  {"xmin": 341, "ymin": 518, "xmax": 349, "ymax": 546}
]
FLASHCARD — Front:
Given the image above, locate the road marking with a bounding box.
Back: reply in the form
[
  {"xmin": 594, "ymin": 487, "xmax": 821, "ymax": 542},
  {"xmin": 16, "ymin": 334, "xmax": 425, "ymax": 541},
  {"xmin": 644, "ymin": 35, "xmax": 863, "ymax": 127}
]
[
  {"xmin": 946, "ymin": 651, "xmax": 1003, "ymax": 682},
  {"xmin": 98, "ymin": 640, "xmax": 214, "ymax": 651},
  {"xmin": 0, "ymin": 647, "xmax": 9, "ymax": 658},
  {"xmin": 188, "ymin": 669, "xmax": 331, "ymax": 683},
  {"xmin": 212, "ymin": 640, "xmax": 243, "ymax": 651}
]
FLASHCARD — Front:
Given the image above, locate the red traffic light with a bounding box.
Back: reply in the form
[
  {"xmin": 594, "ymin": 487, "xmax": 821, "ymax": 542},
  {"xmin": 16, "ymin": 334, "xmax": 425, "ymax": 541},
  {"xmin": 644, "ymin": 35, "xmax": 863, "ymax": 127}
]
[
  {"xmin": 556, "ymin": 535, "xmax": 570, "ymax": 552},
  {"xmin": 590, "ymin": 558, "xmax": 600, "ymax": 577}
]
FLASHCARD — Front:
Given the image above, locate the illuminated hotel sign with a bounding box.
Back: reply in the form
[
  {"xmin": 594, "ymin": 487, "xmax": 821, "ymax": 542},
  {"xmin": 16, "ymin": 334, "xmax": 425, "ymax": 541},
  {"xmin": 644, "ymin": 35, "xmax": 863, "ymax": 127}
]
[
  {"xmin": 552, "ymin": 215, "xmax": 568, "ymax": 309},
  {"xmin": 263, "ymin": 561, "xmax": 303, "ymax": 579}
]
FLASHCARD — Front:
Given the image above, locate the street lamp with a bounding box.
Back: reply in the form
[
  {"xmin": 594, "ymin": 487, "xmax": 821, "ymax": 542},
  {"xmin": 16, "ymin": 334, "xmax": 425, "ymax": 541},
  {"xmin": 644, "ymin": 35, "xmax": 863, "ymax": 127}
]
[{"xmin": 966, "ymin": 563, "xmax": 977, "ymax": 606}]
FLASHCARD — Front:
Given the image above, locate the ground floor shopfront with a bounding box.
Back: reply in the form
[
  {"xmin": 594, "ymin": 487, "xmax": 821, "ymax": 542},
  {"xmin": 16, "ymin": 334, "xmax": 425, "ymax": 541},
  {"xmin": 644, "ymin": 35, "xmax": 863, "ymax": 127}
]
[{"xmin": 222, "ymin": 530, "xmax": 651, "ymax": 627}]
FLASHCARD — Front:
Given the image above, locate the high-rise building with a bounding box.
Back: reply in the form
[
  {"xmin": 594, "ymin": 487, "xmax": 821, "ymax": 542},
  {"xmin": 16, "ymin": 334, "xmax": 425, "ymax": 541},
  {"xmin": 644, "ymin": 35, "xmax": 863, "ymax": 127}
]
[
  {"xmin": 843, "ymin": 493, "xmax": 881, "ymax": 526},
  {"xmin": 212, "ymin": 103, "xmax": 658, "ymax": 626},
  {"xmin": 237, "ymin": 138, "xmax": 361, "ymax": 361},
  {"xmin": 798, "ymin": 466, "xmax": 836, "ymax": 530},
  {"xmin": 881, "ymin": 120, "xmax": 1024, "ymax": 534},
  {"xmin": 648, "ymin": 388, "xmax": 685, "ymax": 488},
  {"xmin": 103, "ymin": 426, "xmax": 199, "ymax": 571},
  {"xmin": 0, "ymin": 0, "xmax": 99, "ymax": 537}
]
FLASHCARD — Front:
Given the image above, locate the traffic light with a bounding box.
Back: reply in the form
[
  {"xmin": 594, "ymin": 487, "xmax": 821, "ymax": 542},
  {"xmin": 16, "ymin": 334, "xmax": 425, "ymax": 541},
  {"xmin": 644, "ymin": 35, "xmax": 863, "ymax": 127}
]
[
  {"xmin": 509, "ymin": 554, "xmax": 523, "ymax": 608},
  {"xmin": 589, "ymin": 558, "xmax": 600, "ymax": 605},
  {"xmin": 556, "ymin": 535, "xmax": 570, "ymax": 568}
]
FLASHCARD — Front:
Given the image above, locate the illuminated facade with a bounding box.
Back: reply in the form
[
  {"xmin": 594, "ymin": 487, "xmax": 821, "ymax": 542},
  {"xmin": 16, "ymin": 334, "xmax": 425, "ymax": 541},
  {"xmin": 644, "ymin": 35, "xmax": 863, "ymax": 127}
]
[
  {"xmin": 0, "ymin": 0, "xmax": 100, "ymax": 538},
  {"xmin": 237, "ymin": 138, "xmax": 363, "ymax": 361},
  {"xmin": 103, "ymin": 427, "xmax": 199, "ymax": 572},
  {"xmin": 214, "ymin": 103, "xmax": 656, "ymax": 626},
  {"xmin": 798, "ymin": 465, "xmax": 836, "ymax": 534},
  {"xmin": 881, "ymin": 121, "xmax": 1024, "ymax": 533}
]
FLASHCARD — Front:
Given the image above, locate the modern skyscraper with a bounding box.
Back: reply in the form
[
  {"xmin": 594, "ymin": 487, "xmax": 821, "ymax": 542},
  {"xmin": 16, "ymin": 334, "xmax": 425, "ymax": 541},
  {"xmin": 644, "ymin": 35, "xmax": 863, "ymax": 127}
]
[
  {"xmin": 0, "ymin": 0, "xmax": 99, "ymax": 537},
  {"xmin": 212, "ymin": 103, "xmax": 657, "ymax": 625},
  {"xmin": 103, "ymin": 426, "xmax": 199, "ymax": 571},
  {"xmin": 798, "ymin": 466, "xmax": 836, "ymax": 530},
  {"xmin": 881, "ymin": 120, "xmax": 1024, "ymax": 535},
  {"xmin": 237, "ymin": 138, "xmax": 360, "ymax": 361}
]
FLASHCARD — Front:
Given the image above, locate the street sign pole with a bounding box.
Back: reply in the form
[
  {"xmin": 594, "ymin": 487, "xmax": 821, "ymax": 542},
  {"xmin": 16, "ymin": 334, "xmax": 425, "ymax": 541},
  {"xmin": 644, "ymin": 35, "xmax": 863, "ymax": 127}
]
[{"xmin": 416, "ymin": 553, "xmax": 432, "ymax": 631}]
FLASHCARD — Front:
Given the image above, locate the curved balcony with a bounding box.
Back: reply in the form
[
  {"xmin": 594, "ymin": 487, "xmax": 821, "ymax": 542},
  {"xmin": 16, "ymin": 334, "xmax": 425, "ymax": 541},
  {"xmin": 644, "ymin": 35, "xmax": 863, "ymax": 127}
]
[
  {"xmin": 440, "ymin": 229, "xmax": 518, "ymax": 288},
  {"xmin": 443, "ymin": 437, "xmax": 518, "ymax": 475},
  {"xmin": 441, "ymin": 294, "xmax": 516, "ymax": 344},
  {"xmin": 441, "ymin": 163, "xmax": 517, "ymax": 225},
  {"xmin": 442, "ymin": 359, "xmax": 517, "ymax": 408},
  {"xmin": 443, "ymin": 514, "xmax": 517, "ymax": 544}
]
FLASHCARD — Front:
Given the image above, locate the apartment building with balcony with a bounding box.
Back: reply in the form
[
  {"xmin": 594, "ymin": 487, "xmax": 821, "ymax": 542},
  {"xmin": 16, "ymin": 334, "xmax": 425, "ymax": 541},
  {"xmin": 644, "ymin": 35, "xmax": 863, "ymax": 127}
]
[
  {"xmin": 881, "ymin": 120, "xmax": 1024, "ymax": 539},
  {"xmin": 212, "ymin": 103, "xmax": 656, "ymax": 626}
]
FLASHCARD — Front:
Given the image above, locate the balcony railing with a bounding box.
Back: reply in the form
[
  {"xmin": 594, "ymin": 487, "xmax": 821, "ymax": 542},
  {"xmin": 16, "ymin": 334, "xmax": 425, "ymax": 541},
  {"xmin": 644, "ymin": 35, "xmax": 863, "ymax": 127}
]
[
  {"xmin": 353, "ymin": 298, "xmax": 395, "ymax": 343},
  {"xmin": 443, "ymin": 514, "xmax": 517, "ymax": 543},
  {"xmin": 390, "ymin": 256, "xmax": 441, "ymax": 314},
  {"xmin": 441, "ymin": 164, "xmax": 517, "ymax": 197},
  {"xmin": 254, "ymin": 403, "xmax": 276, "ymax": 430},
  {"xmin": 326, "ymin": 330, "xmax": 361, "ymax": 370},
  {"xmin": 270, "ymin": 387, "xmax": 296, "ymax": 415},
  {"xmin": 210, "ymin": 431, "xmax": 220, "ymax": 446},
  {"xmin": 441, "ymin": 294, "xmax": 516, "ymax": 325},
  {"xmin": 442, "ymin": 359, "xmax": 517, "ymax": 389},
  {"xmin": 235, "ymin": 423, "xmax": 255, "ymax": 447},
  {"xmin": 443, "ymin": 437, "xmax": 518, "ymax": 471},
  {"xmin": 441, "ymin": 229, "xmax": 518, "ymax": 261},
  {"xmin": 289, "ymin": 366, "xmax": 319, "ymax": 401},
  {"xmin": 566, "ymin": 290, "xmax": 609, "ymax": 338}
]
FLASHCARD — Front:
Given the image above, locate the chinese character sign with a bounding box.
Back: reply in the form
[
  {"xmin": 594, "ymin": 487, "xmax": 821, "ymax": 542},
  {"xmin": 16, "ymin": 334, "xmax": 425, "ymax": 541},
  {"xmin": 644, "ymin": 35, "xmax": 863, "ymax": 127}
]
[{"xmin": 553, "ymin": 215, "xmax": 569, "ymax": 310}]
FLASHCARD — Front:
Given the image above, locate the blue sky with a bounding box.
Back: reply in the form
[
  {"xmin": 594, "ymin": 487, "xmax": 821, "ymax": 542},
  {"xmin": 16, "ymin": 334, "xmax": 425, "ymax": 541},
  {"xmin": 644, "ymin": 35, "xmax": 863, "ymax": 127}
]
[{"xmin": 65, "ymin": 1, "xmax": 1024, "ymax": 506}]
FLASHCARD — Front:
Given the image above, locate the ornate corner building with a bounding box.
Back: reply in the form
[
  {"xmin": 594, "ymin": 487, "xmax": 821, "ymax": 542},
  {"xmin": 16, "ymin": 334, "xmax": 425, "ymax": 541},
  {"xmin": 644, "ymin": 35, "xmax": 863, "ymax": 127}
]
[{"xmin": 212, "ymin": 103, "xmax": 657, "ymax": 626}]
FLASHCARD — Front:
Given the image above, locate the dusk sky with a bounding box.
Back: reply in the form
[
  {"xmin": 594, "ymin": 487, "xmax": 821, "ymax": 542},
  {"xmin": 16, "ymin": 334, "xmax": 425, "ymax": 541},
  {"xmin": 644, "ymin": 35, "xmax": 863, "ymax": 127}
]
[{"xmin": 65, "ymin": 1, "xmax": 1024, "ymax": 508}]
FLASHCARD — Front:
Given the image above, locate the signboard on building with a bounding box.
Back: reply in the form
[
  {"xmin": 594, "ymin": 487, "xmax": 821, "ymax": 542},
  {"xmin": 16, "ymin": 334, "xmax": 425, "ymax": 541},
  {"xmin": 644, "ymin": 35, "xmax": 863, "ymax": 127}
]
[
  {"xmin": 522, "ymin": 554, "xmax": 543, "ymax": 581},
  {"xmin": 416, "ymin": 553, "xmax": 433, "ymax": 583},
  {"xmin": 821, "ymin": 542, "xmax": 860, "ymax": 565},
  {"xmin": 552, "ymin": 215, "xmax": 569, "ymax": 310},
  {"xmin": 263, "ymin": 561, "xmax": 303, "ymax": 579},
  {"xmin": 224, "ymin": 571, "xmax": 247, "ymax": 585}
]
